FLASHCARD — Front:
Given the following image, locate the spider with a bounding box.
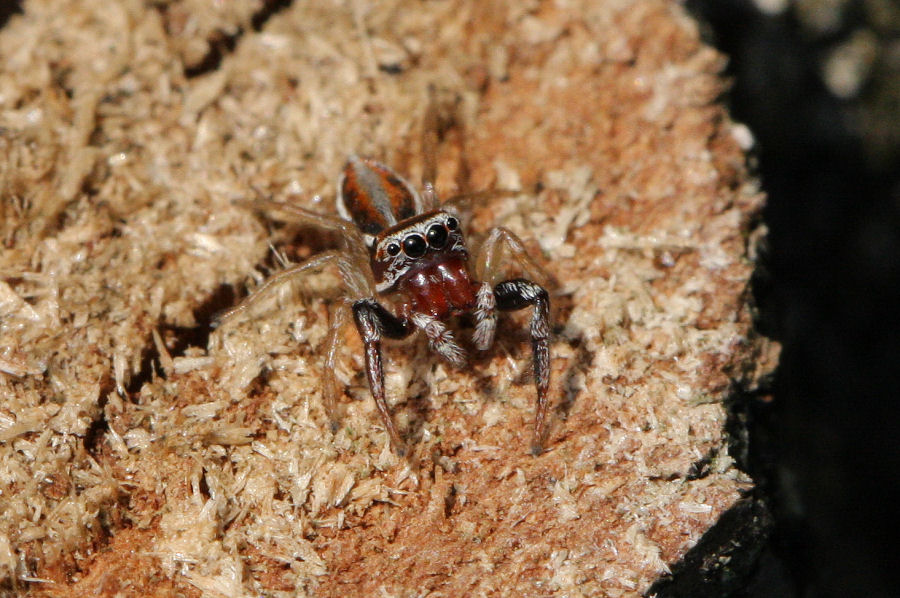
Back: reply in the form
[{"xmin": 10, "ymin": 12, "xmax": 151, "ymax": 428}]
[{"xmin": 217, "ymin": 153, "xmax": 552, "ymax": 457}]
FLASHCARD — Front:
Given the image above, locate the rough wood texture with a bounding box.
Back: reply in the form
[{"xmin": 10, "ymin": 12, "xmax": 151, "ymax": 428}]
[{"xmin": 0, "ymin": 1, "xmax": 776, "ymax": 596}]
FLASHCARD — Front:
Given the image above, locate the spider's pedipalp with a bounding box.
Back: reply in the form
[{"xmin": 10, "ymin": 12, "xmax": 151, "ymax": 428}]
[
  {"xmin": 409, "ymin": 312, "xmax": 466, "ymax": 367},
  {"xmin": 472, "ymin": 281, "xmax": 497, "ymax": 351}
]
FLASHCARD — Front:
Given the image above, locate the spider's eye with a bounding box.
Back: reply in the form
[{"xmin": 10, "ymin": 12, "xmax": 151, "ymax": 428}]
[
  {"xmin": 426, "ymin": 223, "xmax": 448, "ymax": 249},
  {"xmin": 386, "ymin": 242, "xmax": 401, "ymax": 257},
  {"xmin": 446, "ymin": 216, "xmax": 459, "ymax": 231},
  {"xmin": 402, "ymin": 234, "xmax": 427, "ymax": 258}
]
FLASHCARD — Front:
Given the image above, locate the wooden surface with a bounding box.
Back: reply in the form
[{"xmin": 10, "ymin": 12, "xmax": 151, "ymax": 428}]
[{"xmin": 0, "ymin": 1, "xmax": 776, "ymax": 596}]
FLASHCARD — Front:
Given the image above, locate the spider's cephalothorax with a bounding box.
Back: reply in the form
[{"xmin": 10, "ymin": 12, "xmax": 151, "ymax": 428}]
[{"xmin": 219, "ymin": 155, "xmax": 552, "ymax": 456}]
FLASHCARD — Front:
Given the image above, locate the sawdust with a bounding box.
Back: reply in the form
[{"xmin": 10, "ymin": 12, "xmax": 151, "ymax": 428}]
[{"xmin": 1, "ymin": 0, "xmax": 776, "ymax": 596}]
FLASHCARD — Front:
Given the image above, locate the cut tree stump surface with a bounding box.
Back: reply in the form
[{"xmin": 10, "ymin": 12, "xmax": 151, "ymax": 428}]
[{"xmin": 0, "ymin": 1, "xmax": 777, "ymax": 596}]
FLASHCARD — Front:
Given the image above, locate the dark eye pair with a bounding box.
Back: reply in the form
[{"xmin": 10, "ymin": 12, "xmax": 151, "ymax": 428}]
[{"xmin": 385, "ymin": 217, "xmax": 458, "ymax": 258}]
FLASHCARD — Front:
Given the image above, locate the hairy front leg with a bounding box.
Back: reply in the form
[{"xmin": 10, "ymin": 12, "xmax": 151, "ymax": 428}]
[
  {"xmin": 352, "ymin": 298, "xmax": 413, "ymax": 455},
  {"xmin": 494, "ymin": 279, "xmax": 551, "ymax": 456}
]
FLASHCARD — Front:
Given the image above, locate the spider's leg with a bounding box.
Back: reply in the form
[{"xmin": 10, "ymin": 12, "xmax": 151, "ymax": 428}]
[
  {"xmin": 439, "ymin": 189, "xmax": 521, "ymax": 216},
  {"xmin": 421, "ymin": 85, "xmax": 440, "ymax": 207},
  {"xmin": 408, "ymin": 312, "xmax": 466, "ymax": 367},
  {"xmin": 493, "ymin": 279, "xmax": 552, "ymax": 456},
  {"xmin": 352, "ymin": 299, "xmax": 414, "ymax": 455},
  {"xmin": 421, "ymin": 85, "xmax": 472, "ymax": 211},
  {"xmin": 473, "ymin": 226, "xmax": 553, "ymax": 289},
  {"xmin": 214, "ymin": 248, "xmax": 375, "ymax": 437},
  {"xmin": 254, "ymin": 199, "xmax": 354, "ymax": 236},
  {"xmin": 470, "ymin": 225, "xmax": 552, "ymax": 351},
  {"xmin": 472, "ymin": 226, "xmax": 554, "ymax": 454},
  {"xmin": 322, "ymin": 300, "xmax": 351, "ymax": 433},
  {"xmin": 214, "ymin": 250, "xmax": 358, "ymax": 327},
  {"xmin": 253, "ymin": 200, "xmax": 373, "ymax": 295}
]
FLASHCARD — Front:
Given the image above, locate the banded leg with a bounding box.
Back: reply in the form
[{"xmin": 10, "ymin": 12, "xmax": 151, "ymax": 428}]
[
  {"xmin": 471, "ymin": 226, "xmax": 554, "ymax": 454},
  {"xmin": 352, "ymin": 299, "xmax": 413, "ymax": 455},
  {"xmin": 494, "ymin": 279, "xmax": 552, "ymax": 456}
]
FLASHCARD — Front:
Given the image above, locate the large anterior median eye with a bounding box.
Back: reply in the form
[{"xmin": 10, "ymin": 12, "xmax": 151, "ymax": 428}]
[
  {"xmin": 402, "ymin": 234, "xmax": 427, "ymax": 258},
  {"xmin": 426, "ymin": 223, "xmax": 448, "ymax": 249}
]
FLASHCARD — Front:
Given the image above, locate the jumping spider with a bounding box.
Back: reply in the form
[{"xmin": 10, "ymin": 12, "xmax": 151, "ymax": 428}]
[{"xmin": 218, "ymin": 155, "xmax": 552, "ymax": 456}]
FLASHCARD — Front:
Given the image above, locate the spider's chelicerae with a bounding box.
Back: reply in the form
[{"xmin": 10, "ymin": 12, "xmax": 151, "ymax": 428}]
[{"xmin": 218, "ymin": 155, "xmax": 552, "ymax": 456}]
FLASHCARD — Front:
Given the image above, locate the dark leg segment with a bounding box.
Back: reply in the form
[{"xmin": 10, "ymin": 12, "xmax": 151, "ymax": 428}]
[
  {"xmin": 494, "ymin": 279, "xmax": 551, "ymax": 455},
  {"xmin": 352, "ymin": 298, "xmax": 413, "ymax": 455}
]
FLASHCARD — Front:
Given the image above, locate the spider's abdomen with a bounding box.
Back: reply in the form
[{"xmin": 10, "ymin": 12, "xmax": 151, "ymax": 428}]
[
  {"xmin": 399, "ymin": 257, "xmax": 477, "ymax": 319},
  {"xmin": 337, "ymin": 156, "xmax": 423, "ymax": 236}
]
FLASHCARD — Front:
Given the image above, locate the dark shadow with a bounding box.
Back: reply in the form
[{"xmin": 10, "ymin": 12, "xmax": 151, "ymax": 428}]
[
  {"xmin": 0, "ymin": 0, "xmax": 23, "ymax": 28},
  {"xmin": 647, "ymin": 499, "xmax": 774, "ymax": 598},
  {"xmin": 155, "ymin": 0, "xmax": 296, "ymax": 78},
  {"xmin": 681, "ymin": 1, "xmax": 900, "ymax": 596}
]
